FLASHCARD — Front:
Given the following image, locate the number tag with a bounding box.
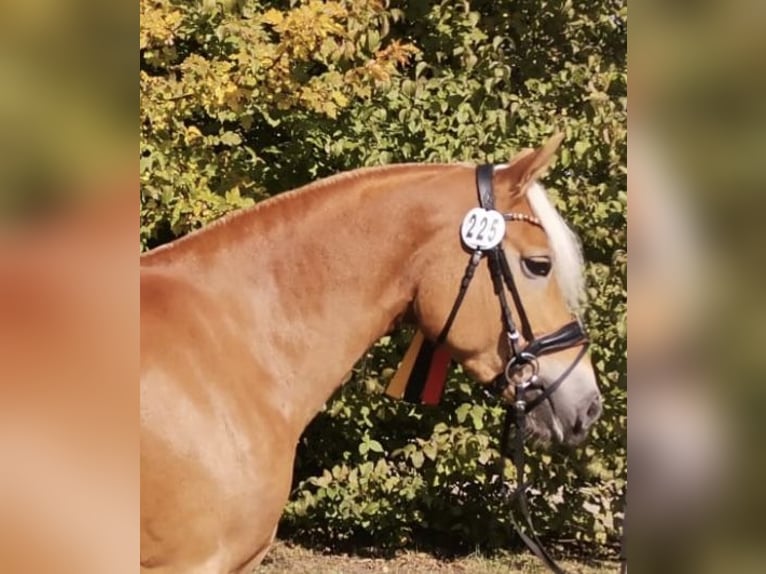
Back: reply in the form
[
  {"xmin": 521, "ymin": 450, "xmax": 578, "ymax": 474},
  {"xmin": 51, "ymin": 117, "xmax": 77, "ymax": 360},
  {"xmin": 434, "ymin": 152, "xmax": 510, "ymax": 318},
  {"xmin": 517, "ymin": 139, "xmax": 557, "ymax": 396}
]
[{"xmin": 460, "ymin": 208, "xmax": 506, "ymax": 250}]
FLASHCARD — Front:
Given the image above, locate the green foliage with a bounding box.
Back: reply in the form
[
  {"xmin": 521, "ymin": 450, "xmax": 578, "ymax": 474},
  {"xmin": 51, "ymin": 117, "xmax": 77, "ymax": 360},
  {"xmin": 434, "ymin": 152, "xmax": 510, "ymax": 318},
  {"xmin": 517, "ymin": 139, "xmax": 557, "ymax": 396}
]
[
  {"xmin": 140, "ymin": 0, "xmax": 626, "ymax": 556},
  {"xmin": 141, "ymin": 0, "xmax": 417, "ymax": 247},
  {"xmin": 284, "ymin": 337, "xmax": 518, "ymax": 550}
]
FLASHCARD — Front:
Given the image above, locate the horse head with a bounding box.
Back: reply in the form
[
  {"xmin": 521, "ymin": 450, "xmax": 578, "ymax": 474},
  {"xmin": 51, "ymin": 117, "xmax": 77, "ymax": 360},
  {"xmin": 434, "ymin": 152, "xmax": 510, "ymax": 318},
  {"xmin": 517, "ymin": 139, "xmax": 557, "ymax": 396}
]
[{"xmin": 412, "ymin": 135, "xmax": 602, "ymax": 445}]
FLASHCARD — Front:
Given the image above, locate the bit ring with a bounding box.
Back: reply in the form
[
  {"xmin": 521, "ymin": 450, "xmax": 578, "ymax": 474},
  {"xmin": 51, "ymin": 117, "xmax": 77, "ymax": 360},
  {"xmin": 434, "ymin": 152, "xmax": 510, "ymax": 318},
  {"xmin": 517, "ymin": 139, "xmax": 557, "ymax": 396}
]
[{"xmin": 504, "ymin": 351, "xmax": 540, "ymax": 387}]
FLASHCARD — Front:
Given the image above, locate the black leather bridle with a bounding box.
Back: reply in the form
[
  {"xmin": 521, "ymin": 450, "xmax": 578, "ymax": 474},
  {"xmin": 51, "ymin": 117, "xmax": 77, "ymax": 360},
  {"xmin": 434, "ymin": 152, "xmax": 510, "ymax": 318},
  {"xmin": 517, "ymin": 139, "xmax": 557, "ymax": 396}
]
[{"xmin": 432, "ymin": 165, "xmax": 590, "ymax": 573}]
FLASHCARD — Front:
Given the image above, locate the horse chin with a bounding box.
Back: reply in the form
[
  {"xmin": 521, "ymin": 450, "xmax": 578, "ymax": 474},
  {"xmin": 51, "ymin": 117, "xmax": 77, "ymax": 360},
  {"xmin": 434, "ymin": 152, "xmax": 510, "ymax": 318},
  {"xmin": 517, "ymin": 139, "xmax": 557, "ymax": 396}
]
[
  {"xmin": 525, "ymin": 408, "xmax": 587, "ymax": 448},
  {"xmin": 524, "ymin": 414, "xmax": 559, "ymax": 447},
  {"xmin": 497, "ymin": 387, "xmax": 576, "ymax": 447}
]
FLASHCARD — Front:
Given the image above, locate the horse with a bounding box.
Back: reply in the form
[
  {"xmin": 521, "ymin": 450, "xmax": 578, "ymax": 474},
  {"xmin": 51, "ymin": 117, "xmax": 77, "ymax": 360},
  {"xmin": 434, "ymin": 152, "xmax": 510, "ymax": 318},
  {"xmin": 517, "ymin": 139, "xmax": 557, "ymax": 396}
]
[{"xmin": 140, "ymin": 135, "xmax": 602, "ymax": 573}]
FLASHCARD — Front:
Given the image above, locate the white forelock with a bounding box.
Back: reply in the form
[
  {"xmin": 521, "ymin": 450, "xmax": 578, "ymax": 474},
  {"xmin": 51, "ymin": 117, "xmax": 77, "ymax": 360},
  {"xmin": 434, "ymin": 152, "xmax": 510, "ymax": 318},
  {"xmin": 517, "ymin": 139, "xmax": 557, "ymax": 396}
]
[{"xmin": 526, "ymin": 182, "xmax": 586, "ymax": 311}]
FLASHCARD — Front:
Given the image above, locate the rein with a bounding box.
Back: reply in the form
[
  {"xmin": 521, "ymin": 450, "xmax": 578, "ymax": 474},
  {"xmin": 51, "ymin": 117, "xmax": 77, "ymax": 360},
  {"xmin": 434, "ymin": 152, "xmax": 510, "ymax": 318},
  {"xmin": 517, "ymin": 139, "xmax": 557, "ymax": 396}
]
[{"xmin": 434, "ymin": 165, "xmax": 590, "ymax": 573}]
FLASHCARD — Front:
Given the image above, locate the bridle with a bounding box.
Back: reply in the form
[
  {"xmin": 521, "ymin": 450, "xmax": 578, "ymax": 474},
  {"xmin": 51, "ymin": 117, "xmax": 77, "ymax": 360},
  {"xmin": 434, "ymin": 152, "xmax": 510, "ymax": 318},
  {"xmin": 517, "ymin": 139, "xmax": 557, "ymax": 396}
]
[{"xmin": 432, "ymin": 165, "xmax": 590, "ymax": 573}]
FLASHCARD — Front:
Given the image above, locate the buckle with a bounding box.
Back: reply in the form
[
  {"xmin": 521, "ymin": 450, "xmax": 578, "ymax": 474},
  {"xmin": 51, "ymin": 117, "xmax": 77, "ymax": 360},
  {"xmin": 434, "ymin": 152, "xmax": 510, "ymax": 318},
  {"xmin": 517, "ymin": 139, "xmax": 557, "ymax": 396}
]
[{"xmin": 504, "ymin": 351, "xmax": 540, "ymax": 388}]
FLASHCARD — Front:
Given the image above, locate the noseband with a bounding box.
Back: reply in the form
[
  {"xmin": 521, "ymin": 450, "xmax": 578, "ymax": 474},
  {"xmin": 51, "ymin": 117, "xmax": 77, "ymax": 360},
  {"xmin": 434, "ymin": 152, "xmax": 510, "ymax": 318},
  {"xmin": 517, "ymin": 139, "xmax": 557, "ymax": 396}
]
[{"xmin": 431, "ymin": 165, "xmax": 590, "ymax": 573}]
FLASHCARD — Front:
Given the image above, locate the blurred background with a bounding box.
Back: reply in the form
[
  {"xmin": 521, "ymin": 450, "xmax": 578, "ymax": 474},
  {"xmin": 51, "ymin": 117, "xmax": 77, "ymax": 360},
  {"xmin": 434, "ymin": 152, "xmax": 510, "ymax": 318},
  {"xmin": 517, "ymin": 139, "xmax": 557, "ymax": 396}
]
[
  {"xmin": 632, "ymin": 0, "xmax": 766, "ymax": 572},
  {"xmin": 0, "ymin": 0, "xmax": 134, "ymax": 219},
  {"xmin": 0, "ymin": 1, "xmax": 136, "ymax": 573}
]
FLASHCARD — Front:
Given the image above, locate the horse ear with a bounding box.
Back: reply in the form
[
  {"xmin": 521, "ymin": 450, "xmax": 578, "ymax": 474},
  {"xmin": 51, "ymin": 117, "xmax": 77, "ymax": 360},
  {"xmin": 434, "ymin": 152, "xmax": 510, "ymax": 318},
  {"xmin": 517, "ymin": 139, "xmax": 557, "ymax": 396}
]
[{"xmin": 500, "ymin": 133, "xmax": 565, "ymax": 196}]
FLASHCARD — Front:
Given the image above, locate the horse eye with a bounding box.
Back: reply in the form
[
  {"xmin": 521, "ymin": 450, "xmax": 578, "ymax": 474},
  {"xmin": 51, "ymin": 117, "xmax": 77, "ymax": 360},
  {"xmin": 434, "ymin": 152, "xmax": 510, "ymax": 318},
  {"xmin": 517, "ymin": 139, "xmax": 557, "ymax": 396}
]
[{"xmin": 522, "ymin": 256, "xmax": 552, "ymax": 277}]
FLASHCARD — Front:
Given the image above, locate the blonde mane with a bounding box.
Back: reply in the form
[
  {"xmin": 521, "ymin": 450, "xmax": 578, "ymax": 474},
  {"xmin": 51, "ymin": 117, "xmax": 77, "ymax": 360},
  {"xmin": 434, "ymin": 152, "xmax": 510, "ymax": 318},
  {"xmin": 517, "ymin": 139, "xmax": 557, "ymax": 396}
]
[{"xmin": 526, "ymin": 182, "xmax": 586, "ymax": 311}]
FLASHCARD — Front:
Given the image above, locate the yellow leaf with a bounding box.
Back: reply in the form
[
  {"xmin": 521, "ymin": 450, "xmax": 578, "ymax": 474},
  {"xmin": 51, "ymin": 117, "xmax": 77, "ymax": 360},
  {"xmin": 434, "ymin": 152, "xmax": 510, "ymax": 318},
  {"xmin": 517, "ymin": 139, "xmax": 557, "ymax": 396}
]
[
  {"xmin": 331, "ymin": 90, "xmax": 349, "ymax": 107},
  {"xmin": 262, "ymin": 9, "xmax": 284, "ymax": 26},
  {"xmin": 184, "ymin": 126, "xmax": 202, "ymax": 144}
]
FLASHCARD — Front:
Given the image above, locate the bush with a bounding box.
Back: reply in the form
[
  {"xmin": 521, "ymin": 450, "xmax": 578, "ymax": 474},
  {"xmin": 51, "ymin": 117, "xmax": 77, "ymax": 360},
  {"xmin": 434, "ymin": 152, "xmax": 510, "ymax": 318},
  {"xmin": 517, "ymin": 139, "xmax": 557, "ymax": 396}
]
[{"xmin": 140, "ymin": 0, "xmax": 626, "ymax": 556}]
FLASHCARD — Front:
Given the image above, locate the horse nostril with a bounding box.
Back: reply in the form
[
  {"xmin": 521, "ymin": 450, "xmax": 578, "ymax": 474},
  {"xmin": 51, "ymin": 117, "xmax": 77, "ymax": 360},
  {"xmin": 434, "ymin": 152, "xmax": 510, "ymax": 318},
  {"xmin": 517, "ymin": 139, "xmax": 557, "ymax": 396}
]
[
  {"xmin": 573, "ymin": 395, "xmax": 602, "ymax": 438},
  {"xmin": 586, "ymin": 394, "xmax": 603, "ymax": 421}
]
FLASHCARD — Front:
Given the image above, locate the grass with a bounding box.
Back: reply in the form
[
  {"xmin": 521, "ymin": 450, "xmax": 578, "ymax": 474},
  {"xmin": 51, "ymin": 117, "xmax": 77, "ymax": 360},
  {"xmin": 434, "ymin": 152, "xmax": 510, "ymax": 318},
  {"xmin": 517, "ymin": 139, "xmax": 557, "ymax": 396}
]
[{"xmin": 258, "ymin": 540, "xmax": 619, "ymax": 573}]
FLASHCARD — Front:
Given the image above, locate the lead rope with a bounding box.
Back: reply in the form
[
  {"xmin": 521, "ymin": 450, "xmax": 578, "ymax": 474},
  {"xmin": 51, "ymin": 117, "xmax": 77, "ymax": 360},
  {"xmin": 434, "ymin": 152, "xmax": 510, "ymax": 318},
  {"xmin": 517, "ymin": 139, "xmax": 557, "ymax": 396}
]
[
  {"xmin": 476, "ymin": 165, "xmax": 570, "ymax": 573},
  {"xmin": 495, "ymin": 342, "xmax": 589, "ymax": 574},
  {"xmin": 496, "ymin": 405, "xmax": 567, "ymax": 574},
  {"xmin": 430, "ymin": 164, "xmax": 588, "ymax": 574}
]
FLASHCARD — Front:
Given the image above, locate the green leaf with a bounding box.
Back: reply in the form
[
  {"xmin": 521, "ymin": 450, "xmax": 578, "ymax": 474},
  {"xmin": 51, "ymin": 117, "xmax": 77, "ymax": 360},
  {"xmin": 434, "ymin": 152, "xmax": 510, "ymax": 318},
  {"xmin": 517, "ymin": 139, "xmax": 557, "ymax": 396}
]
[
  {"xmin": 368, "ymin": 439, "xmax": 384, "ymax": 453},
  {"xmin": 220, "ymin": 131, "xmax": 242, "ymax": 146},
  {"xmin": 470, "ymin": 405, "xmax": 484, "ymax": 430},
  {"xmin": 455, "ymin": 403, "xmax": 471, "ymax": 424}
]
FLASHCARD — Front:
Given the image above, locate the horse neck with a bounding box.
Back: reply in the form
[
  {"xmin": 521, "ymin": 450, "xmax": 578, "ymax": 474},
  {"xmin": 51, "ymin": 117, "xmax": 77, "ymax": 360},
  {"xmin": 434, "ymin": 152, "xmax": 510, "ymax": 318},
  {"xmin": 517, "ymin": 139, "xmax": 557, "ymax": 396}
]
[{"xmin": 147, "ymin": 165, "xmax": 470, "ymax": 435}]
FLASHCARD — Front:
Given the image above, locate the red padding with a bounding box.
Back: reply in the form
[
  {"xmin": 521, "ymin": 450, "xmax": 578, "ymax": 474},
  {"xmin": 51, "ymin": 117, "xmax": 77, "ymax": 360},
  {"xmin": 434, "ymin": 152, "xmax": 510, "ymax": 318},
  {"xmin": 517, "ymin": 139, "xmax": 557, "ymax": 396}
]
[{"xmin": 420, "ymin": 345, "xmax": 451, "ymax": 405}]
